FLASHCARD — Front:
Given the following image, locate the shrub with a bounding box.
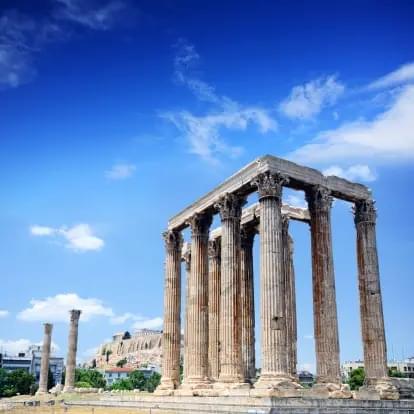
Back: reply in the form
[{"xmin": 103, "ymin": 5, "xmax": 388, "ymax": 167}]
[
  {"xmin": 111, "ymin": 378, "xmax": 133, "ymax": 391},
  {"xmin": 75, "ymin": 381, "xmax": 92, "ymax": 388}
]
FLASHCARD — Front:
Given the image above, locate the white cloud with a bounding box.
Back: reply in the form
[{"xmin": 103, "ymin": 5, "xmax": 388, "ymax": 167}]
[
  {"xmin": 164, "ymin": 39, "xmax": 277, "ymax": 162},
  {"xmin": 132, "ymin": 317, "xmax": 163, "ymax": 330},
  {"xmin": 289, "ymin": 85, "xmax": 414, "ymax": 164},
  {"xmin": 0, "ymin": 310, "xmax": 9, "ymax": 318},
  {"xmin": 367, "ymin": 62, "xmax": 414, "ymax": 90},
  {"xmin": 284, "ymin": 193, "xmax": 307, "ymax": 209},
  {"xmin": 105, "ymin": 163, "xmax": 136, "ymax": 180},
  {"xmin": 0, "ymin": 339, "xmax": 59, "ymax": 355},
  {"xmin": 109, "ymin": 312, "xmax": 135, "ymax": 325},
  {"xmin": 298, "ymin": 362, "xmax": 315, "ymax": 374},
  {"xmin": 30, "ymin": 223, "xmax": 104, "ymax": 252},
  {"xmin": 279, "ymin": 75, "xmax": 345, "ymax": 120},
  {"xmin": 17, "ymin": 293, "xmax": 114, "ymax": 322},
  {"xmin": 54, "ymin": 0, "xmax": 127, "ymax": 31},
  {"xmin": 323, "ymin": 164, "xmax": 376, "ymax": 182}
]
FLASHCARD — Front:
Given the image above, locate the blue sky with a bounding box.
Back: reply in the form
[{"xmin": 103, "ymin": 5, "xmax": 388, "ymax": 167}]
[{"xmin": 0, "ymin": 0, "xmax": 413, "ymax": 372}]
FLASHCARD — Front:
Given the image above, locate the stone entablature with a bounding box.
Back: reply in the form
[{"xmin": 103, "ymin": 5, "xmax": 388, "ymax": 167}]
[{"xmin": 95, "ymin": 330, "xmax": 165, "ymax": 370}]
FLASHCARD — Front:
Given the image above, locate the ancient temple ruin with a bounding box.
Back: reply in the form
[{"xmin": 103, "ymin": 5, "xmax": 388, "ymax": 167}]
[{"xmin": 156, "ymin": 154, "xmax": 398, "ymax": 400}]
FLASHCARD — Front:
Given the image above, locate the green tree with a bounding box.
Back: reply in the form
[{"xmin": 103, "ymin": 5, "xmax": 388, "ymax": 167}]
[
  {"xmin": 47, "ymin": 368, "xmax": 55, "ymax": 390},
  {"xmin": 74, "ymin": 369, "xmax": 106, "ymax": 388},
  {"xmin": 3, "ymin": 369, "xmax": 36, "ymax": 396},
  {"xmin": 116, "ymin": 358, "xmax": 127, "ymax": 368},
  {"xmin": 145, "ymin": 372, "xmax": 161, "ymax": 393},
  {"xmin": 0, "ymin": 369, "xmax": 9, "ymax": 397},
  {"xmin": 388, "ymin": 368, "xmax": 405, "ymax": 378},
  {"xmin": 75, "ymin": 381, "xmax": 92, "ymax": 388},
  {"xmin": 111, "ymin": 378, "xmax": 133, "ymax": 391},
  {"xmin": 129, "ymin": 370, "xmax": 146, "ymax": 390},
  {"xmin": 348, "ymin": 367, "xmax": 365, "ymax": 390},
  {"xmin": 105, "ymin": 350, "xmax": 112, "ymax": 363}
]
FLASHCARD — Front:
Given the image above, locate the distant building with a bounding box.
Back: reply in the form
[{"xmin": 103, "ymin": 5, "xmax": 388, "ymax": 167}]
[
  {"xmin": 342, "ymin": 358, "xmax": 414, "ymax": 379},
  {"xmin": 101, "ymin": 364, "xmax": 160, "ymax": 386},
  {"xmin": 0, "ymin": 345, "xmax": 64, "ymax": 386},
  {"xmin": 298, "ymin": 370, "xmax": 315, "ymax": 386}
]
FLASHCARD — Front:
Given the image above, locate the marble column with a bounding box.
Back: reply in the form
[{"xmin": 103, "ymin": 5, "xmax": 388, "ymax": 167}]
[
  {"xmin": 354, "ymin": 199, "xmax": 398, "ymax": 398},
  {"xmin": 215, "ymin": 193, "xmax": 247, "ymax": 385},
  {"xmin": 208, "ymin": 238, "xmax": 221, "ymax": 381},
  {"xmin": 306, "ymin": 185, "xmax": 341, "ymax": 385},
  {"xmin": 282, "ymin": 216, "xmax": 297, "ymax": 377},
  {"xmin": 183, "ymin": 248, "xmax": 191, "ymax": 382},
  {"xmin": 64, "ymin": 309, "xmax": 81, "ymax": 392},
  {"xmin": 240, "ymin": 224, "xmax": 256, "ymax": 382},
  {"xmin": 37, "ymin": 323, "xmax": 53, "ymax": 394},
  {"xmin": 253, "ymin": 172, "xmax": 295, "ymax": 389},
  {"xmin": 157, "ymin": 230, "xmax": 182, "ymax": 392},
  {"xmin": 182, "ymin": 212, "xmax": 212, "ymax": 387}
]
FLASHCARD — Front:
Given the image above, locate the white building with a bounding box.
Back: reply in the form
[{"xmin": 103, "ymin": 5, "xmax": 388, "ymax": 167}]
[
  {"xmin": 102, "ymin": 367, "xmax": 133, "ymax": 386},
  {"xmin": 342, "ymin": 358, "xmax": 414, "ymax": 379}
]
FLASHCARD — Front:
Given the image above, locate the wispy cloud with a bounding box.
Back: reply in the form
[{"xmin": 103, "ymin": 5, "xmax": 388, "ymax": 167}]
[
  {"xmin": 0, "ymin": 339, "xmax": 59, "ymax": 355},
  {"xmin": 132, "ymin": 316, "xmax": 163, "ymax": 330},
  {"xmin": 323, "ymin": 164, "xmax": 376, "ymax": 182},
  {"xmin": 288, "ymin": 84, "xmax": 414, "ymax": 164},
  {"xmin": 367, "ymin": 62, "xmax": 414, "ymax": 91},
  {"xmin": 0, "ymin": 310, "xmax": 9, "ymax": 318},
  {"xmin": 0, "ymin": 1, "xmax": 130, "ymax": 90},
  {"xmin": 110, "ymin": 312, "xmax": 163, "ymax": 330},
  {"xmin": 30, "ymin": 223, "xmax": 104, "ymax": 252},
  {"xmin": 163, "ymin": 39, "xmax": 277, "ymax": 163},
  {"xmin": 279, "ymin": 75, "xmax": 345, "ymax": 120},
  {"xmin": 105, "ymin": 163, "xmax": 136, "ymax": 180}
]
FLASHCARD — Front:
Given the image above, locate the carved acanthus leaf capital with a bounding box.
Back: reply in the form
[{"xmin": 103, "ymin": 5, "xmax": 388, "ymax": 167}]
[
  {"xmin": 253, "ymin": 171, "xmax": 288, "ymax": 201},
  {"xmin": 305, "ymin": 185, "xmax": 333, "ymax": 213},
  {"xmin": 69, "ymin": 309, "xmax": 81, "ymax": 323},
  {"xmin": 186, "ymin": 212, "xmax": 212, "ymax": 238},
  {"xmin": 215, "ymin": 193, "xmax": 246, "ymax": 221},
  {"xmin": 162, "ymin": 230, "xmax": 183, "ymax": 252},
  {"xmin": 208, "ymin": 238, "xmax": 221, "ymax": 260},
  {"xmin": 353, "ymin": 199, "xmax": 377, "ymax": 225}
]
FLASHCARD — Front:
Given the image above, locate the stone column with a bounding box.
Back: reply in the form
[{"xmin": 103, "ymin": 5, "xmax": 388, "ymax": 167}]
[
  {"xmin": 253, "ymin": 172, "xmax": 297, "ymax": 390},
  {"xmin": 156, "ymin": 230, "xmax": 182, "ymax": 393},
  {"xmin": 208, "ymin": 238, "xmax": 221, "ymax": 381},
  {"xmin": 240, "ymin": 224, "xmax": 256, "ymax": 382},
  {"xmin": 354, "ymin": 199, "xmax": 398, "ymax": 399},
  {"xmin": 183, "ymin": 248, "xmax": 191, "ymax": 382},
  {"xmin": 282, "ymin": 216, "xmax": 297, "ymax": 377},
  {"xmin": 63, "ymin": 309, "xmax": 81, "ymax": 393},
  {"xmin": 215, "ymin": 193, "xmax": 247, "ymax": 386},
  {"xmin": 306, "ymin": 185, "xmax": 341, "ymax": 385},
  {"xmin": 182, "ymin": 212, "xmax": 212, "ymax": 389},
  {"xmin": 37, "ymin": 323, "xmax": 53, "ymax": 394}
]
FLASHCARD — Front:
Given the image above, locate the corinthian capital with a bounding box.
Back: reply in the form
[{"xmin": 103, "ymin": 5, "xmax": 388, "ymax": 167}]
[
  {"xmin": 353, "ymin": 199, "xmax": 376, "ymax": 225},
  {"xmin": 163, "ymin": 229, "xmax": 183, "ymax": 252},
  {"xmin": 215, "ymin": 193, "xmax": 246, "ymax": 221},
  {"xmin": 69, "ymin": 309, "xmax": 81, "ymax": 323},
  {"xmin": 305, "ymin": 185, "xmax": 332, "ymax": 213},
  {"xmin": 253, "ymin": 171, "xmax": 288, "ymax": 201},
  {"xmin": 186, "ymin": 212, "xmax": 212, "ymax": 238}
]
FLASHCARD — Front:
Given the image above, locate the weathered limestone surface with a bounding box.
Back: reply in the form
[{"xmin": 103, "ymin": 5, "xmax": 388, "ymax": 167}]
[
  {"xmin": 306, "ymin": 186, "xmax": 341, "ymax": 385},
  {"xmin": 215, "ymin": 193, "xmax": 246, "ymax": 386},
  {"xmin": 240, "ymin": 224, "xmax": 256, "ymax": 382},
  {"xmin": 157, "ymin": 230, "xmax": 182, "ymax": 393},
  {"xmin": 37, "ymin": 323, "xmax": 53, "ymax": 395},
  {"xmin": 354, "ymin": 199, "xmax": 398, "ymax": 400},
  {"xmin": 253, "ymin": 172, "xmax": 297, "ymax": 390},
  {"xmin": 169, "ymin": 155, "xmax": 370, "ymax": 231},
  {"xmin": 64, "ymin": 309, "xmax": 81, "ymax": 393},
  {"xmin": 282, "ymin": 217, "xmax": 297, "ymax": 378},
  {"xmin": 181, "ymin": 212, "xmax": 212, "ymax": 389},
  {"xmin": 182, "ymin": 246, "xmax": 191, "ymax": 382},
  {"xmin": 208, "ymin": 238, "xmax": 221, "ymax": 381}
]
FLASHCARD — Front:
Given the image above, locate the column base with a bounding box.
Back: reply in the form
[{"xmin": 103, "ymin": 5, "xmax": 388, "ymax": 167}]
[
  {"xmin": 35, "ymin": 390, "xmax": 48, "ymax": 396},
  {"xmin": 354, "ymin": 378, "xmax": 399, "ymax": 400},
  {"xmin": 154, "ymin": 378, "xmax": 179, "ymax": 396},
  {"xmin": 308, "ymin": 383, "xmax": 353, "ymax": 399},
  {"xmin": 252, "ymin": 374, "xmax": 302, "ymax": 397},
  {"xmin": 176, "ymin": 377, "xmax": 213, "ymax": 396},
  {"xmin": 213, "ymin": 381, "xmax": 251, "ymax": 396}
]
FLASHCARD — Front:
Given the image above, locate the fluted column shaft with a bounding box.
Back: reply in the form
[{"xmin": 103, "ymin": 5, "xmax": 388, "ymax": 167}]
[
  {"xmin": 208, "ymin": 238, "xmax": 221, "ymax": 381},
  {"xmin": 306, "ymin": 186, "xmax": 341, "ymax": 384},
  {"xmin": 185, "ymin": 212, "xmax": 212, "ymax": 384},
  {"xmin": 240, "ymin": 225, "xmax": 256, "ymax": 382},
  {"xmin": 354, "ymin": 199, "xmax": 388, "ymax": 383},
  {"xmin": 64, "ymin": 309, "xmax": 81, "ymax": 392},
  {"xmin": 216, "ymin": 193, "xmax": 246, "ymax": 383},
  {"xmin": 37, "ymin": 323, "xmax": 53, "ymax": 394},
  {"xmin": 282, "ymin": 217, "xmax": 297, "ymax": 377},
  {"xmin": 158, "ymin": 230, "xmax": 182, "ymax": 390},
  {"xmin": 254, "ymin": 172, "xmax": 291, "ymax": 384},
  {"xmin": 183, "ymin": 249, "xmax": 191, "ymax": 382}
]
